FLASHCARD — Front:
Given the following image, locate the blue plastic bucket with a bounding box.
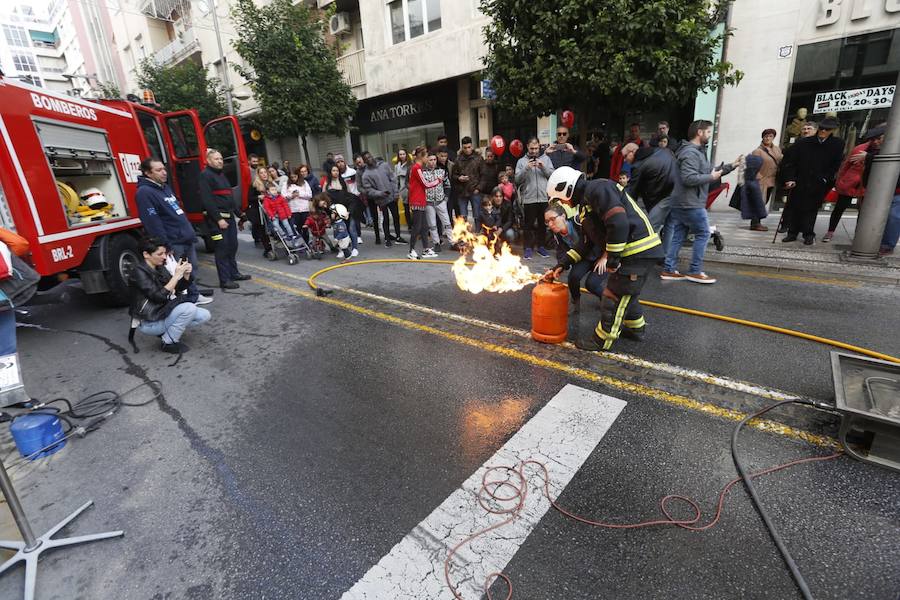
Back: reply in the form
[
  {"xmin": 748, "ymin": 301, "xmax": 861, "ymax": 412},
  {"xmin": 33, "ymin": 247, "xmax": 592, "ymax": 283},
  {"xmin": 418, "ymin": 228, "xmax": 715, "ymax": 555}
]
[{"xmin": 10, "ymin": 413, "xmax": 66, "ymax": 460}]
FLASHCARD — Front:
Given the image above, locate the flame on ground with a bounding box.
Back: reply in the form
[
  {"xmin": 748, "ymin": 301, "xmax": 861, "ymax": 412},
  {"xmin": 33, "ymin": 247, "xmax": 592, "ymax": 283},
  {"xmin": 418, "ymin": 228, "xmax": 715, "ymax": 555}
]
[{"xmin": 451, "ymin": 218, "xmax": 540, "ymax": 294}]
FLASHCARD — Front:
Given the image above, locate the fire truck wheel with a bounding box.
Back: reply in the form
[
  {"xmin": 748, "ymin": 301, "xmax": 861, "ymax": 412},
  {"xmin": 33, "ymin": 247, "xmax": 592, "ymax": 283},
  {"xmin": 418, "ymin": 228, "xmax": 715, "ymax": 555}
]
[{"xmin": 100, "ymin": 234, "xmax": 140, "ymax": 306}]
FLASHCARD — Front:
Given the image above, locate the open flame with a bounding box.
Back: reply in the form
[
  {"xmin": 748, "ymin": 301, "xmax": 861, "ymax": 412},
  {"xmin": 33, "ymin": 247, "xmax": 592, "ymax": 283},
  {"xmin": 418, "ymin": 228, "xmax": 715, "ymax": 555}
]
[{"xmin": 451, "ymin": 218, "xmax": 540, "ymax": 294}]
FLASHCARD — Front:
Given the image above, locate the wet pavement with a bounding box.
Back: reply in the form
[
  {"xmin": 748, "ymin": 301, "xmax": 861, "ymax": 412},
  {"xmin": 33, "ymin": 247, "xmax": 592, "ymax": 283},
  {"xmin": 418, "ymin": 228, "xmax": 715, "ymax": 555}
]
[{"xmin": 1, "ymin": 229, "xmax": 898, "ymax": 600}]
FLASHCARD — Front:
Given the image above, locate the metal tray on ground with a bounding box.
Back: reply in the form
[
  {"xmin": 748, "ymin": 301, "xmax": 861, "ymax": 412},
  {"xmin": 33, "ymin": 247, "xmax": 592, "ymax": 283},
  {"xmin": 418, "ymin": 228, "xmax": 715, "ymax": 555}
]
[{"xmin": 830, "ymin": 351, "xmax": 900, "ymax": 473}]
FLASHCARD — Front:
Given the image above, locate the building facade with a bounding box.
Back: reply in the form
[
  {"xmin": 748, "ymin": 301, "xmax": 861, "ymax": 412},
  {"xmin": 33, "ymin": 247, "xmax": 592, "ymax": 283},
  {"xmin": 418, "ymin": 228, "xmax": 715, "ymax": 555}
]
[
  {"xmin": 326, "ymin": 0, "xmax": 492, "ymax": 163},
  {"xmin": 714, "ymin": 0, "xmax": 900, "ymax": 166},
  {"xmin": 0, "ymin": 0, "xmax": 127, "ymax": 98}
]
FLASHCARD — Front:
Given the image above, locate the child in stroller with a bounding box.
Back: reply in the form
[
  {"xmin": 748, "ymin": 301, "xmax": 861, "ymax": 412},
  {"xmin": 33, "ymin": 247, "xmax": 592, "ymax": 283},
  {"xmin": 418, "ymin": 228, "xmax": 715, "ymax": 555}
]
[
  {"xmin": 262, "ymin": 184, "xmax": 301, "ymax": 247},
  {"xmin": 304, "ymin": 193, "xmax": 336, "ymax": 257}
]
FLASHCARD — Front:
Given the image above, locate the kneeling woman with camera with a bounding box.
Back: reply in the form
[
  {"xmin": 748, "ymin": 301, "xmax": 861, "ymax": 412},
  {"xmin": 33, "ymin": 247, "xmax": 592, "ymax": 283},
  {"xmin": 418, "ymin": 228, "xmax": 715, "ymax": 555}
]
[{"xmin": 130, "ymin": 237, "xmax": 211, "ymax": 354}]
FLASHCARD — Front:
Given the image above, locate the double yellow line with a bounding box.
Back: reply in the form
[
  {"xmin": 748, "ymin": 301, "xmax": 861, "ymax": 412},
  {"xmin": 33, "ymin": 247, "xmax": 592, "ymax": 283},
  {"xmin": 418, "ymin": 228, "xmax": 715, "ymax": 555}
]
[
  {"xmin": 307, "ymin": 259, "xmax": 900, "ymax": 365},
  {"xmin": 248, "ymin": 270, "xmax": 839, "ymax": 449}
]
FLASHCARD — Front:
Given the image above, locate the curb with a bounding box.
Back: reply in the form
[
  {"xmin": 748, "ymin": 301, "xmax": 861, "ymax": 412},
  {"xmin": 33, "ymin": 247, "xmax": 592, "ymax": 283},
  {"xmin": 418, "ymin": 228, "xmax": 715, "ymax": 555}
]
[{"xmin": 698, "ymin": 245, "xmax": 900, "ymax": 284}]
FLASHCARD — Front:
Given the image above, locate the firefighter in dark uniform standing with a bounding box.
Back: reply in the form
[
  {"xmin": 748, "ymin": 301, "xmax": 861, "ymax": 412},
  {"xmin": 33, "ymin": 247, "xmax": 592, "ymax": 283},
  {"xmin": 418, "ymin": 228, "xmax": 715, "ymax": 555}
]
[
  {"xmin": 200, "ymin": 149, "xmax": 251, "ymax": 289},
  {"xmin": 544, "ymin": 166, "xmax": 663, "ymax": 351}
]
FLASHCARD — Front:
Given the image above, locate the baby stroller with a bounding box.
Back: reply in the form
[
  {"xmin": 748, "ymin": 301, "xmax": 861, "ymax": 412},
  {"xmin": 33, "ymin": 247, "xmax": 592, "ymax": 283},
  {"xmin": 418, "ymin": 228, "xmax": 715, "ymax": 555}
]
[{"xmin": 258, "ymin": 204, "xmax": 313, "ymax": 264}]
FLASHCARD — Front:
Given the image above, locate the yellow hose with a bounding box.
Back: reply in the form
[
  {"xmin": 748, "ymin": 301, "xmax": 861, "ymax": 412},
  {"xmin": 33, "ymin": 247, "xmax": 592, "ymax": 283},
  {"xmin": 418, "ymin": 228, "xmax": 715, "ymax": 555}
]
[{"xmin": 306, "ymin": 259, "xmax": 900, "ymax": 364}]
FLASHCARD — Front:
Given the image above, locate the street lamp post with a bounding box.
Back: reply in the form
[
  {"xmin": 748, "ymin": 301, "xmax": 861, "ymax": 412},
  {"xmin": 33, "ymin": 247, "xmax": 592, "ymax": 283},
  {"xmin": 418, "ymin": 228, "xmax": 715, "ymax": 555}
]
[
  {"xmin": 209, "ymin": 0, "xmax": 234, "ymax": 115},
  {"xmin": 849, "ymin": 70, "xmax": 900, "ymax": 259}
]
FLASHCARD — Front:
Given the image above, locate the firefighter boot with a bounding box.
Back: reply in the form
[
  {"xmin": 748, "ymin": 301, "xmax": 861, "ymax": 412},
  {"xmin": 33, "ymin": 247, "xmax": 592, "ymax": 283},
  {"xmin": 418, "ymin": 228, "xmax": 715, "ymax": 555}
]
[
  {"xmin": 620, "ymin": 326, "xmax": 645, "ymax": 341},
  {"xmin": 576, "ymin": 295, "xmax": 619, "ymax": 352},
  {"xmin": 620, "ymin": 311, "xmax": 646, "ymax": 341}
]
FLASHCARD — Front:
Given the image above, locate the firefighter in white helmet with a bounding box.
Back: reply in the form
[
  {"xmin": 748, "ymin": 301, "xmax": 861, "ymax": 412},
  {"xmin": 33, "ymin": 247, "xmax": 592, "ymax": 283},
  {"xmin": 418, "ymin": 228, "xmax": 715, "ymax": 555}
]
[{"xmin": 544, "ymin": 167, "xmax": 663, "ymax": 351}]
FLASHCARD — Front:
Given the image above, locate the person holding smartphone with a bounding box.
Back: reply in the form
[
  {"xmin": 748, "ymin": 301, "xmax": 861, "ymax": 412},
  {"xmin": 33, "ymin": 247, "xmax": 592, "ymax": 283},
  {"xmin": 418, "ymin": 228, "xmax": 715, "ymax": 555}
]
[
  {"xmin": 545, "ymin": 126, "xmax": 586, "ymax": 169},
  {"xmin": 130, "ymin": 238, "xmax": 211, "ymax": 354},
  {"xmin": 514, "ymin": 137, "xmax": 555, "ymax": 259}
]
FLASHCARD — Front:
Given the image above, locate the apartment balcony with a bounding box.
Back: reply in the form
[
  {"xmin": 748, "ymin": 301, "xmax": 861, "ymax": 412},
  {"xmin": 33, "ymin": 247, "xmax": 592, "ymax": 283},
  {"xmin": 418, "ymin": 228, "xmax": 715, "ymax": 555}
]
[
  {"xmin": 154, "ymin": 29, "xmax": 201, "ymax": 67},
  {"xmin": 140, "ymin": 0, "xmax": 188, "ymax": 20},
  {"xmin": 337, "ymin": 48, "xmax": 365, "ymax": 89}
]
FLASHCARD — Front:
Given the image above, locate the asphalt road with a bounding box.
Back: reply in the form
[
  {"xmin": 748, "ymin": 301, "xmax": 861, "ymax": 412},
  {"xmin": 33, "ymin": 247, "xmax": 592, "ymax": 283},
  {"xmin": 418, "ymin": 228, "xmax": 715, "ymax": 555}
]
[{"xmin": 0, "ymin": 230, "xmax": 898, "ymax": 600}]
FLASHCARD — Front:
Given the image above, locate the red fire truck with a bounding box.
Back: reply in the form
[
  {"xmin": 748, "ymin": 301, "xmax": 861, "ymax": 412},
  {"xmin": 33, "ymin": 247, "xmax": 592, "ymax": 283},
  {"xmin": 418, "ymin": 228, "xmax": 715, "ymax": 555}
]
[{"xmin": 0, "ymin": 76, "xmax": 250, "ymax": 305}]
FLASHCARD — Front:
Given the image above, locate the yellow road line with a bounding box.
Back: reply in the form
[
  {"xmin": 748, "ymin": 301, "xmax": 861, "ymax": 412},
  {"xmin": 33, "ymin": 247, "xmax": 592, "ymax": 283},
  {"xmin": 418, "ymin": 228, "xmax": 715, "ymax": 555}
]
[
  {"xmin": 303, "ymin": 259, "xmax": 900, "ymax": 364},
  {"xmin": 251, "ymin": 274, "xmax": 839, "ymax": 449},
  {"xmin": 234, "ymin": 260, "xmax": 806, "ymax": 402},
  {"xmin": 735, "ymin": 269, "xmax": 861, "ymax": 288}
]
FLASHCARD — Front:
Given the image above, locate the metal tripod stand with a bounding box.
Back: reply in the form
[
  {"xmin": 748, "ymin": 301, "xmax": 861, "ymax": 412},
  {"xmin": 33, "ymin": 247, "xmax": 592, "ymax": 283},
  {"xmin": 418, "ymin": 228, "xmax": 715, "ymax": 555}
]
[{"xmin": 0, "ymin": 459, "xmax": 123, "ymax": 600}]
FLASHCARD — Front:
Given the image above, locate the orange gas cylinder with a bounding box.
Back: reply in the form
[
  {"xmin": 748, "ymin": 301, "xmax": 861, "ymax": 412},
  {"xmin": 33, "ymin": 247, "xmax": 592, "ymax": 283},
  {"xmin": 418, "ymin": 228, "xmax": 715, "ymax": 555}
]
[{"xmin": 531, "ymin": 282, "xmax": 569, "ymax": 344}]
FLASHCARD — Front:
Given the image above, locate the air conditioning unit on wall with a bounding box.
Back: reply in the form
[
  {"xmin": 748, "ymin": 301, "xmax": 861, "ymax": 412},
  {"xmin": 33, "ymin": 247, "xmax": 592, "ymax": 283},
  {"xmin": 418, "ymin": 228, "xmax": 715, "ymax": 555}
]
[{"xmin": 329, "ymin": 12, "xmax": 351, "ymax": 36}]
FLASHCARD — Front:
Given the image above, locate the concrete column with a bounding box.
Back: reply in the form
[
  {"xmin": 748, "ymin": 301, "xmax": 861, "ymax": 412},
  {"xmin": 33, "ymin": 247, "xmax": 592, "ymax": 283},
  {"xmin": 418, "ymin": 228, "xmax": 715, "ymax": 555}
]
[
  {"xmin": 457, "ymin": 78, "xmax": 472, "ymax": 144},
  {"xmin": 849, "ymin": 70, "xmax": 900, "ymax": 259},
  {"xmin": 537, "ymin": 115, "xmax": 552, "ymax": 144},
  {"xmin": 477, "ymin": 106, "xmax": 493, "ymax": 148}
]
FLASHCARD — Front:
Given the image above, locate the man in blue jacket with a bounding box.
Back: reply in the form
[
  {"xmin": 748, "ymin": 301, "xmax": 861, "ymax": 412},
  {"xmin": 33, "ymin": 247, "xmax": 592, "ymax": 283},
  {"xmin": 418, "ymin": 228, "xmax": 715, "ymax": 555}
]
[{"xmin": 135, "ymin": 158, "xmax": 212, "ymax": 305}]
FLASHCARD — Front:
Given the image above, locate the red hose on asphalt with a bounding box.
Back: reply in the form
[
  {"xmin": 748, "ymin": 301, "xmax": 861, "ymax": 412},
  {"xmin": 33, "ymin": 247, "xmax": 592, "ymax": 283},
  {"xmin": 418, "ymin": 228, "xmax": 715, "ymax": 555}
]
[{"xmin": 443, "ymin": 452, "xmax": 842, "ymax": 600}]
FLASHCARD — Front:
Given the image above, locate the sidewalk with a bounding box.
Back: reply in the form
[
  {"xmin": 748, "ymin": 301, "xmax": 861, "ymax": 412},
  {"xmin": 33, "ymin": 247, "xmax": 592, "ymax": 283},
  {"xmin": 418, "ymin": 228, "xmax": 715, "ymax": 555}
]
[{"xmin": 699, "ymin": 205, "xmax": 900, "ymax": 283}]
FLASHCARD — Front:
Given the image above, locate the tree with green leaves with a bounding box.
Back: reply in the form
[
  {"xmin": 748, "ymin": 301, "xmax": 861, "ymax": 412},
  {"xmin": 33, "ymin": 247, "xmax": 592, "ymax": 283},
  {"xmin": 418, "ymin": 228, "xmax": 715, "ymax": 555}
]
[
  {"xmin": 135, "ymin": 58, "xmax": 231, "ymax": 123},
  {"xmin": 480, "ymin": 0, "xmax": 742, "ymax": 143},
  {"xmin": 97, "ymin": 81, "xmax": 122, "ymax": 99},
  {"xmin": 230, "ymin": 0, "xmax": 357, "ymax": 165}
]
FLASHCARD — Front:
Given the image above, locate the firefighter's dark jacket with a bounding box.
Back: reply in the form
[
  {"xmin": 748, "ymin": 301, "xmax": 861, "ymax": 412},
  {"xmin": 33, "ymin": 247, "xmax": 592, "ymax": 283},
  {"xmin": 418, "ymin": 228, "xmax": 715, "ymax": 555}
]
[
  {"xmin": 200, "ymin": 166, "xmax": 239, "ymax": 223},
  {"xmin": 557, "ymin": 179, "xmax": 662, "ymax": 272}
]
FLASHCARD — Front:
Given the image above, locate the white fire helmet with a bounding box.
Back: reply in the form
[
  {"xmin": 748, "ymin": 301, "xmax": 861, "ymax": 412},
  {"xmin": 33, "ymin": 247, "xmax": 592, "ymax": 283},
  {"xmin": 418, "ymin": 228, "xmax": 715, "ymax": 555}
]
[
  {"xmin": 546, "ymin": 166, "xmax": 583, "ymax": 203},
  {"xmin": 79, "ymin": 187, "xmax": 110, "ymax": 209},
  {"xmin": 332, "ymin": 203, "xmax": 349, "ymax": 220}
]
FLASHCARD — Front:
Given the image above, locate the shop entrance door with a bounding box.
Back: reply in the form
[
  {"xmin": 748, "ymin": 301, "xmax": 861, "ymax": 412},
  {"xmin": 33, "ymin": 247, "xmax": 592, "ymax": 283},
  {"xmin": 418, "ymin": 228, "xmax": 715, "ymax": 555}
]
[{"xmin": 361, "ymin": 122, "xmax": 445, "ymax": 163}]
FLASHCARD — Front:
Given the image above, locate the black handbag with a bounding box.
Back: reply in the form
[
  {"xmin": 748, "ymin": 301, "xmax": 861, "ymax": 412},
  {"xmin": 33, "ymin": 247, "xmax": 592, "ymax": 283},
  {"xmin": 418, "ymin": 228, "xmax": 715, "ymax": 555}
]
[{"xmin": 728, "ymin": 184, "xmax": 743, "ymax": 210}]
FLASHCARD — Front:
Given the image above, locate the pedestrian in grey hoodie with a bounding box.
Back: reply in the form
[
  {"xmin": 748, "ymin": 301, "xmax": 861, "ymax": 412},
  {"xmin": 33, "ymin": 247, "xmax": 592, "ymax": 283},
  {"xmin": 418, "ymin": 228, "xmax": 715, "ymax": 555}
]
[
  {"xmin": 515, "ymin": 137, "xmax": 555, "ymax": 259},
  {"xmin": 362, "ymin": 152, "xmax": 404, "ymax": 246},
  {"xmin": 661, "ymin": 120, "xmax": 741, "ymax": 284}
]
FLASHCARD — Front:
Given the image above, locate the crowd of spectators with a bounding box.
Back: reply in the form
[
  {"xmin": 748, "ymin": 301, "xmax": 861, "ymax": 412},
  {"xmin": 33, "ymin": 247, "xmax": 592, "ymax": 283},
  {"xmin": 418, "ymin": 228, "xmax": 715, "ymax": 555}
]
[{"xmin": 128, "ymin": 118, "xmax": 900, "ymax": 354}]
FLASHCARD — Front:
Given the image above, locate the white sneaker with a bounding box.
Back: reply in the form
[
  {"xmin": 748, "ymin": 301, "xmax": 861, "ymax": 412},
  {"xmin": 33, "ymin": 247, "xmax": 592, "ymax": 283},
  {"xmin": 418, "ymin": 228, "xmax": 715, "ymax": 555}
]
[
  {"xmin": 350, "ymin": 248, "xmax": 359, "ymax": 257},
  {"xmin": 336, "ymin": 251, "xmax": 345, "ymax": 259},
  {"xmin": 357, "ymin": 237, "xmax": 363, "ymax": 245},
  {"xmin": 422, "ymin": 248, "xmax": 438, "ymax": 258},
  {"xmin": 195, "ymin": 294, "xmax": 213, "ymax": 305},
  {"xmin": 407, "ymin": 250, "xmax": 419, "ymax": 260}
]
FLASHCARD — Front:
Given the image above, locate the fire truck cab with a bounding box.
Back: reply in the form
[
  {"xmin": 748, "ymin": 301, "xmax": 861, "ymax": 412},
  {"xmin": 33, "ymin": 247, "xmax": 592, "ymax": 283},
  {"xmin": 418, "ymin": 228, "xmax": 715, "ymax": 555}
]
[{"xmin": 0, "ymin": 77, "xmax": 249, "ymax": 305}]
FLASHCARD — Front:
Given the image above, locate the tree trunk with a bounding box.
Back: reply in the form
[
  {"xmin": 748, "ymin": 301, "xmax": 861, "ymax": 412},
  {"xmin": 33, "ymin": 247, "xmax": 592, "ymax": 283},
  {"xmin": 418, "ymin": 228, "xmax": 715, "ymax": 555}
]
[
  {"xmin": 300, "ymin": 134, "xmax": 311, "ymax": 167},
  {"xmin": 576, "ymin": 105, "xmax": 590, "ymax": 172},
  {"xmin": 577, "ymin": 107, "xmax": 589, "ymax": 150}
]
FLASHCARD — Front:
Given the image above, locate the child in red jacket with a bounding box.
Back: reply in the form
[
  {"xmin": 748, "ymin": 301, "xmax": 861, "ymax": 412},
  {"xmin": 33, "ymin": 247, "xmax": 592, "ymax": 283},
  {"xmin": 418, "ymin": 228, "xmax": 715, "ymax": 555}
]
[{"xmin": 263, "ymin": 183, "xmax": 300, "ymax": 245}]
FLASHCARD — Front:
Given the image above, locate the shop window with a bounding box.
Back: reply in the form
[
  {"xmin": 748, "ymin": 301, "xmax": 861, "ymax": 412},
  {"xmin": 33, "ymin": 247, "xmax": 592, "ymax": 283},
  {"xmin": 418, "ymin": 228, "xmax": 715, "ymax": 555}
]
[
  {"xmin": 784, "ymin": 30, "xmax": 896, "ymax": 156},
  {"xmin": 863, "ymin": 38, "xmax": 891, "ymax": 67},
  {"xmin": 386, "ymin": 0, "xmax": 441, "ymax": 45}
]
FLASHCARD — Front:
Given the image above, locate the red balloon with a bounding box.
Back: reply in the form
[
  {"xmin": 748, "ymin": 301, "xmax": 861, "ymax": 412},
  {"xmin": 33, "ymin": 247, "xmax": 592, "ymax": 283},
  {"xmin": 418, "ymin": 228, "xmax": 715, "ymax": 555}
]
[
  {"xmin": 490, "ymin": 135, "xmax": 506, "ymax": 156},
  {"xmin": 561, "ymin": 110, "xmax": 575, "ymax": 129},
  {"xmin": 509, "ymin": 139, "xmax": 524, "ymax": 158}
]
